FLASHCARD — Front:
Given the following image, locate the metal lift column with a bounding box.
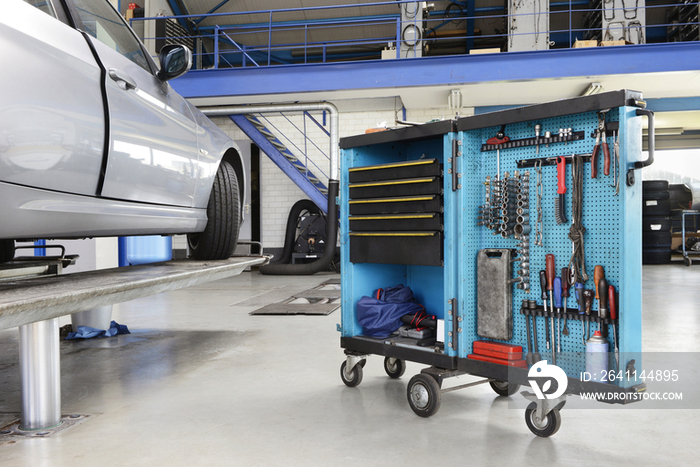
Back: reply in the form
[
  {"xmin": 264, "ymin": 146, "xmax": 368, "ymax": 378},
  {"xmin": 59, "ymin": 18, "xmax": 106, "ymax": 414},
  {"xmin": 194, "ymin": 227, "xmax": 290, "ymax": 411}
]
[{"xmin": 19, "ymin": 318, "xmax": 61, "ymax": 430}]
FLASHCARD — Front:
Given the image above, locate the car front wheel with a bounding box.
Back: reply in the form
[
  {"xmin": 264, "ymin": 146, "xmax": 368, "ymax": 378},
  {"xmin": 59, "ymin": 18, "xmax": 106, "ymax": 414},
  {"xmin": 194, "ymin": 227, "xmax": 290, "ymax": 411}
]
[{"xmin": 187, "ymin": 160, "xmax": 240, "ymax": 260}]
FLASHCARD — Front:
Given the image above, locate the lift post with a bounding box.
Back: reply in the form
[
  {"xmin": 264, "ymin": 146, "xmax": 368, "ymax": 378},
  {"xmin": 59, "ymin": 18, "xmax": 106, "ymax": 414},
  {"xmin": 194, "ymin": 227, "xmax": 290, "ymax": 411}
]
[{"xmin": 1, "ymin": 255, "xmax": 270, "ymax": 431}]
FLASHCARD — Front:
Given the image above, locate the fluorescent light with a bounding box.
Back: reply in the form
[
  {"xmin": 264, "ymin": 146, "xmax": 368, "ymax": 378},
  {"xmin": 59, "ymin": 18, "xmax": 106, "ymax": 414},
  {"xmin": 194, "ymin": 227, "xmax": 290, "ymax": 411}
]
[{"xmin": 643, "ymin": 127, "xmax": 685, "ymax": 136}]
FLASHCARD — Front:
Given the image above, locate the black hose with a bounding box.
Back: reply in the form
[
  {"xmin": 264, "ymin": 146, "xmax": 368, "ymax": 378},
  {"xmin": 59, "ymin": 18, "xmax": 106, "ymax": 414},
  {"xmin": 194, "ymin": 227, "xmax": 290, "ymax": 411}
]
[
  {"xmin": 267, "ymin": 199, "xmax": 322, "ymax": 265},
  {"xmin": 259, "ymin": 181, "xmax": 339, "ymax": 275}
]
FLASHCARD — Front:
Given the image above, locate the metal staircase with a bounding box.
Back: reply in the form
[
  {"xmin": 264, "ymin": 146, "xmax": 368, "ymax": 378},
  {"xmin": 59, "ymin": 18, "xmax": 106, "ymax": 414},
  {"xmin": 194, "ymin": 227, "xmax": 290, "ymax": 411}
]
[{"xmin": 229, "ymin": 114, "xmax": 329, "ymax": 212}]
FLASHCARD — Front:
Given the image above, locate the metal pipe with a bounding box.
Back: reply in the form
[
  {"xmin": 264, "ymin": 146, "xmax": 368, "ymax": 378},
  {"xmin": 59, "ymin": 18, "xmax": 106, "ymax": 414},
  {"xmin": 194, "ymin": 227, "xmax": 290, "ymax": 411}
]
[
  {"xmin": 201, "ymin": 102, "xmax": 340, "ymax": 181},
  {"xmin": 19, "ymin": 318, "xmax": 61, "ymax": 431}
]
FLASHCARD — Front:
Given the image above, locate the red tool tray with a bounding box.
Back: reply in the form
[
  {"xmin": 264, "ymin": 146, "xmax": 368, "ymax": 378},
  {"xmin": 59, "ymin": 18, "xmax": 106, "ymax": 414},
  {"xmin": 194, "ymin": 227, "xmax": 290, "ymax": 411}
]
[
  {"xmin": 467, "ymin": 353, "xmax": 527, "ymax": 368},
  {"xmin": 473, "ymin": 340, "xmax": 523, "ymax": 360}
]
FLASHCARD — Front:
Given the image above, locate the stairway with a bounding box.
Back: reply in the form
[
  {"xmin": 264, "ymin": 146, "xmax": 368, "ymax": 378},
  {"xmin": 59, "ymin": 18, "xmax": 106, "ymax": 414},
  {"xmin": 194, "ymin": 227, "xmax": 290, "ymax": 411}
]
[{"xmin": 229, "ymin": 114, "xmax": 329, "ymax": 212}]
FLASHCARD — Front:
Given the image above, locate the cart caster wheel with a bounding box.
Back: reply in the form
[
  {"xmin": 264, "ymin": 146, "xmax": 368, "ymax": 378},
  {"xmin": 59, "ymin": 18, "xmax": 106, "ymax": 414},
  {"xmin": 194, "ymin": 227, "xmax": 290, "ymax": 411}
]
[
  {"xmin": 489, "ymin": 380, "xmax": 520, "ymax": 397},
  {"xmin": 340, "ymin": 361, "xmax": 363, "ymax": 387},
  {"xmin": 684, "ymin": 257, "xmax": 692, "ymax": 267},
  {"xmin": 407, "ymin": 374, "xmax": 441, "ymax": 417},
  {"xmin": 525, "ymin": 402, "xmax": 562, "ymax": 437},
  {"xmin": 384, "ymin": 357, "xmax": 406, "ymax": 379}
]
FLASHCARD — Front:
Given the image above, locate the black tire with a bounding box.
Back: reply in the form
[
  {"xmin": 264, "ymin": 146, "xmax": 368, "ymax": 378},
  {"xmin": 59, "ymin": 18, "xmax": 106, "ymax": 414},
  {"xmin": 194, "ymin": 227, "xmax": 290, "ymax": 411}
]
[
  {"xmin": 340, "ymin": 361, "xmax": 363, "ymax": 387},
  {"xmin": 642, "ymin": 199, "xmax": 671, "ymax": 215},
  {"xmin": 383, "ymin": 357, "xmax": 406, "ymax": 379},
  {"xmin": 525, "ymin": 403, "xmax": 562, "ymax": 437},
  {"xmin": 407, "ymin": 374, "xmax": 441, "ymax": 417},
  {"xmin": 684, "ymin": 256, "xmax": 692, "ymax": 267},
  {"xmin": 642, "ymin": 231, "xmax": 672, "ymax": 247},
  {"xmin": 642, "ymin": 248, "xmax": 672, "ymax": 265},
  {"xmin": 0, "ymin": 239, "xmax": 14, "ymax": 263},
  {"xmin": 643, "ymin": 190, "xmax": 670, "ymax": 200},
  {"xmin": 643, "ymin": 180, "xmax": 669, "ymax": 191},
  {"xmin": 188, "ymin": 160, "xmax": 240, "ymax": 260},
  {"xmin": 642, "ymin": 216, "xmax": 672, "ymax": 232},
  {"xmin": 489, "ymin": 380, "xmax": 520, "ymax": 397}
]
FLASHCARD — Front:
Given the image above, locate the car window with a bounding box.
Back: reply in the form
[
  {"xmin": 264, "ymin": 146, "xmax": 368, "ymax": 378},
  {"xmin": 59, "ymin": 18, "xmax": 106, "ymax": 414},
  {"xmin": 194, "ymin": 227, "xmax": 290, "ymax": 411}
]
[
  {"xmin": 70, "ymin": 0, "xmax": 151, "ymax": 73},
  {"xmin": 23, "ymin": 0, "xmax": 57, "ymax": 17}
]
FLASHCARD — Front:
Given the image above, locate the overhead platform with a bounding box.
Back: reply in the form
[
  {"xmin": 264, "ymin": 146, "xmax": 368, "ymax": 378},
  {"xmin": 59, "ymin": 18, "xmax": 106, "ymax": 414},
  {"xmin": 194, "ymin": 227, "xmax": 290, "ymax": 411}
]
[
  {"xmin": 173, "ymin": 42, "xmax": 700, "ymax": 109},
  {"xmin": 0, "ymin": 255, "xmax": 270, "ymax": 432}
]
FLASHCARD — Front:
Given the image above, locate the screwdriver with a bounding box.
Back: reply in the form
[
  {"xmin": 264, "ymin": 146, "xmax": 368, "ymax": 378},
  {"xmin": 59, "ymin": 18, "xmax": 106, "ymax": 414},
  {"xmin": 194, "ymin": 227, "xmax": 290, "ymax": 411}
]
[
  {"xmin": 609, "ymin": 285, "xmax": 619, "ymax": 370},
  {"xmin": 554, "ymin": 277, "xmax": 562, "ymax": 353},
  {"xmin": 561, "ymin": 267, "xmax": 570, "ymax": 336},
  {"xmin": 594, "ymin": 265, "xmax": 605, "ymax": 329},
  {"xmin": 598, "ymin": 276, "xmax": 609, "ymax": 333},
  {"xmin": 575, "ymin": 282, "xmax": 584, "ymax": 314},
  {"xmin": 583, "ymin": 289, "xmax": 594, "ymax": 344},
  {"xmin": 545, "ymin": 254, "xmax": 556, "ymax": 364},
  {"xmin": 539, "ymin": 270, "xmax": 550, "ymax": 350}
]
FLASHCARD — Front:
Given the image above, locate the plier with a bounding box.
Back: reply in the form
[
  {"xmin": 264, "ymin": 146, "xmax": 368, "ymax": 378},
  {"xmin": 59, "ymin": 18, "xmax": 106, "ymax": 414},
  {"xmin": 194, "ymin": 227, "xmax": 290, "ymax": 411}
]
[{"xmin": 591, "ymin": 110, "xmax": 610, "ymax": 179}]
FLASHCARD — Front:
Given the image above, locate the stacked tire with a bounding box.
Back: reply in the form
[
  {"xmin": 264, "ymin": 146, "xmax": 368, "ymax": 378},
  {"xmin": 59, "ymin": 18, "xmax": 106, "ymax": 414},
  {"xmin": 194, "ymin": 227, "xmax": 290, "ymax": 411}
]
[{"xmin": 643, "ymin": 180, "xmax": 672, "ymax": 264}]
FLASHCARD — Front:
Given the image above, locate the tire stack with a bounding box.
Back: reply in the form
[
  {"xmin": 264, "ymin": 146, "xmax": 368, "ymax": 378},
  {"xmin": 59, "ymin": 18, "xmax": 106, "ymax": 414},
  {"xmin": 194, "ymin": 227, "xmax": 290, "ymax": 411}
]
[{"xmin": 642, "ymin": 180, "xmax": 672, "ymax": 264}]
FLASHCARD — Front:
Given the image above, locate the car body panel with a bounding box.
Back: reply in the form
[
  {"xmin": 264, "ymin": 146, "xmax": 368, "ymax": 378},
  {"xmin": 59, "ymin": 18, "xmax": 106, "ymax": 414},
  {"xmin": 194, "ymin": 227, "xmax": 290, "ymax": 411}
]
[
  {"xmin": 92, "ymin": 37, "xmax": 200, "ymax": 207},
  {"xmin": 0, "ymin": 2, "xmax": 104, "ymax": 196},
  {"xmin": 0, "ymin": 181, "xmax": 206, "ymax": 240},
  {"xmin": 0, "ymin": 0, "xmax": 246, "ymax": 242}
]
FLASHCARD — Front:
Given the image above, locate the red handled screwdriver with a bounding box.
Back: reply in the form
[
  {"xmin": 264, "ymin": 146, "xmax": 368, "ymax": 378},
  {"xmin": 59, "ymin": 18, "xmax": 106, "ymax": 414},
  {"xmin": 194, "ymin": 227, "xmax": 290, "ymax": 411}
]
[
  {"xmin": 546, "ymin": 254, "xmax": 556, "ymax": 364},
  {"xmin": 609, "ymin": 285, "xmax": 619, "ymax": 370}
]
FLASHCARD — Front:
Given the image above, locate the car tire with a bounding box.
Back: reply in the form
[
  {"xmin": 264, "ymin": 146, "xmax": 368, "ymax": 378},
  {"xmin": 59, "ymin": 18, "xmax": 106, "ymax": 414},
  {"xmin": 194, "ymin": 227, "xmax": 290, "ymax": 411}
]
[
  {"xmin": 187, "ymin": 160, "xmax": 240, "ymax": 260},
  {"xmin": 0, "ymin": 239, "xmax": 14, "ymax": 263}
]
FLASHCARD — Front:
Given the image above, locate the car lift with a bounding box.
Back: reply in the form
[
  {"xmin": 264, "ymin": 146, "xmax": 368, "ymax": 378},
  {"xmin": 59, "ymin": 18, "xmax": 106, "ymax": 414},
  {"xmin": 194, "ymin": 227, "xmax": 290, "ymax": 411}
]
[{"xmin": 0, "ymin": 251, "xmax": 270, "ymax": 432}]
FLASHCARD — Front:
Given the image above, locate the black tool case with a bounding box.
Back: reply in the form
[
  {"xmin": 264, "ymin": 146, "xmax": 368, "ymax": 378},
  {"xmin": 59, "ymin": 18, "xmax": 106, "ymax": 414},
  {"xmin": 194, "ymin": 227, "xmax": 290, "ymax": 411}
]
[{"xmin": 338, "ymin": 91, "xmax": 652, "ymax": 437}]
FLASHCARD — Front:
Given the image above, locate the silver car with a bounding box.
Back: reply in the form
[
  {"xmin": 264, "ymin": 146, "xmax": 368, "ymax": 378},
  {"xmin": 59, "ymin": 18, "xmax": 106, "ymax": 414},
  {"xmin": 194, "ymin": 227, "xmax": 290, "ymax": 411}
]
[{"xmin": 0, "ymin": 0, "xmax": 244, "ymax": 262}]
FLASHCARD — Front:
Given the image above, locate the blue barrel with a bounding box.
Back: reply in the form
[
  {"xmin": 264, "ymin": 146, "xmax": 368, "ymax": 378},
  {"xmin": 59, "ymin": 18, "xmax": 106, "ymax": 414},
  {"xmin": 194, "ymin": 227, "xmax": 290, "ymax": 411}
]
[
  {"xmin": 585, "ymin": 331, "xmax": 609, "ymax": 383},
  {"xmin": 118, "ymin": 236, "xmax": 172, "ymax": 266}
]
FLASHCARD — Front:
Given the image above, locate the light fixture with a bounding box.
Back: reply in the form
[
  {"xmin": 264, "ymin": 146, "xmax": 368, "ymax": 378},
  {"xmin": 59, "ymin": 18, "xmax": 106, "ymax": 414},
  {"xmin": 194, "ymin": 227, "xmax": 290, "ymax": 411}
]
[
  {"xmin": 643, "ymin": 127, "xmax": 684, "ymax": 136},
  {"xmin": 448, "ymin": 89, "xmax": 463, "ymax": 111},
  {"xmin": 581, "ymin": 83, "xmax": 603, "ymax": 96}
]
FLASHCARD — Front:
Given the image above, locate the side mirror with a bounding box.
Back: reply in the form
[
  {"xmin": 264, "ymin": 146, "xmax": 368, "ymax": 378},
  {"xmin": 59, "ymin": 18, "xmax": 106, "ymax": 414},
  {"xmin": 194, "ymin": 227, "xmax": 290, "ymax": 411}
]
[{"xmin": 157, "ymin": 44, "xmax": 192, "ymax": 81}]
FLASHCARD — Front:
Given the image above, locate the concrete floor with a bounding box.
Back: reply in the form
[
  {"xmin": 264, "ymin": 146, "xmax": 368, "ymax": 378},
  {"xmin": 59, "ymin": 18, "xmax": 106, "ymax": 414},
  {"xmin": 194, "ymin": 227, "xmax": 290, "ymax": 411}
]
[{"xmin": 0, "ymin": 265, "xmax": 699, "ymax": 466}]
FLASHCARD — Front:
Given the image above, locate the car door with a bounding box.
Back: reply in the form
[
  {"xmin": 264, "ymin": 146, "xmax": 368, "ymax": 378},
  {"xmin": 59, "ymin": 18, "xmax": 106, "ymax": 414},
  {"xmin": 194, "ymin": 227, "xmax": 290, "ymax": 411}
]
[
  {"xmin": 68, "ymin": 0, "xmax": 200, "ymax": 207},
  {"xmin": 0, "ymin": 0, "xmax": 104, "ymax": 196}
]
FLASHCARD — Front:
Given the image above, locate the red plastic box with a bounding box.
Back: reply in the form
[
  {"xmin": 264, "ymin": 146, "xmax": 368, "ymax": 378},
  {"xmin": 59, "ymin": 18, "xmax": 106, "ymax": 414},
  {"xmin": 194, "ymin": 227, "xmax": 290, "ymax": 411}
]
[
  {"xmin": 473, "ymin": 340, "xmax": 523, "ymax": 360},
  {"xmin": 467, "ymin": 353, "xmax": 527, "ymax": 368}
]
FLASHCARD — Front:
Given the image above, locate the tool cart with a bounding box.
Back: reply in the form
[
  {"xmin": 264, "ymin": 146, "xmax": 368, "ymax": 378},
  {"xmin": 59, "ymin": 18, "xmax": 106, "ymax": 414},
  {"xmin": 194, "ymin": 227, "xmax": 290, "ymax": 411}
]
[{"xmin": 338, "ymin": 90, "xmax": 653, "ymax": 437}]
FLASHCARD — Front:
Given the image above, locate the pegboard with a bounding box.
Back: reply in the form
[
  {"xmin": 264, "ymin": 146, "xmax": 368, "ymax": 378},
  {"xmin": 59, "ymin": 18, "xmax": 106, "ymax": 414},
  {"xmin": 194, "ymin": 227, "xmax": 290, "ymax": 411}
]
[{"xmin": 459, "ymin": 107, "xmax": 632, "ymax": 380}]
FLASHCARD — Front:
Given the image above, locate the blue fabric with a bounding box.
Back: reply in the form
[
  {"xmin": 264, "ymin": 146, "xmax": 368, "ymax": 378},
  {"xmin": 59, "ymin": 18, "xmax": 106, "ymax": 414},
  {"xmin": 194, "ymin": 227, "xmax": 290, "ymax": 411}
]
[
  {"xmin": 66, "ymin": 320, "xmax": 130, "ymax": 340},
  {"xmin": 356, "ymin": 285, "xmax": 424, "ymax": 338}
]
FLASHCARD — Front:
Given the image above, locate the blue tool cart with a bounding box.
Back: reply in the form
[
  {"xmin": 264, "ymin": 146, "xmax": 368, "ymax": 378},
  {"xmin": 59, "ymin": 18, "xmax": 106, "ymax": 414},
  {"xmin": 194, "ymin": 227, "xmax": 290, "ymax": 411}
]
[{"xmin": 338, "ymin": 90, "xmax": 653, "ymax": 437}]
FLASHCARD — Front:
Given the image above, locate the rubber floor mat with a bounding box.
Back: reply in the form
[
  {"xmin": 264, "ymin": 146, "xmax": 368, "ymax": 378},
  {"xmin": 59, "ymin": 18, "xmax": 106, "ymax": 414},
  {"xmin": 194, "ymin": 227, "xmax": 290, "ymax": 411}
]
[{"xmin": 249, "ymin": 302, "xmax": 339, "ymax": 315}]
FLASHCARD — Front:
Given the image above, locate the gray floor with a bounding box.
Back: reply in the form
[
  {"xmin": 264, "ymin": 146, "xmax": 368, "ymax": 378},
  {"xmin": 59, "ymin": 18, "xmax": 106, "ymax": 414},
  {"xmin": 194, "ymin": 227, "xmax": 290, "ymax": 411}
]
[{"xmin": 0, "ymin": 265, "xmax": 699, "ymax": 466}]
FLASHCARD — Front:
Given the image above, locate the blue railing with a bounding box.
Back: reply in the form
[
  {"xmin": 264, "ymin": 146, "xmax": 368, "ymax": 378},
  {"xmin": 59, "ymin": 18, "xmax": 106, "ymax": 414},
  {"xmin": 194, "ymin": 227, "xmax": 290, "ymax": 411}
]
[
  {"xmin": 129, "ymin": 0, "xmax": 698, "ymax": 69},
  {"xmin": 256, "ymin": 112, "xmax": 331, "ymax": 184}
]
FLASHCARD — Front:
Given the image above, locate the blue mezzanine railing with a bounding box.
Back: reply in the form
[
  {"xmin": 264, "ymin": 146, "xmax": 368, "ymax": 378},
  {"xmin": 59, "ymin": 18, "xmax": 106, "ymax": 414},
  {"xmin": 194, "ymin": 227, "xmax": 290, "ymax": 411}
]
[{"xmin": 129, "ymin": 0, "xmax": 699, "ymax": 70}]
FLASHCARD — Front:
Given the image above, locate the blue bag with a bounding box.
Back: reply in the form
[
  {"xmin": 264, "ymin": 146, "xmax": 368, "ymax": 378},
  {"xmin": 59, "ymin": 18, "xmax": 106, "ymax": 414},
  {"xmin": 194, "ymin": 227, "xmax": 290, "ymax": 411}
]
[{"xmin": 356, "ymin": 285, "xmax": 424, "ymax": 337}]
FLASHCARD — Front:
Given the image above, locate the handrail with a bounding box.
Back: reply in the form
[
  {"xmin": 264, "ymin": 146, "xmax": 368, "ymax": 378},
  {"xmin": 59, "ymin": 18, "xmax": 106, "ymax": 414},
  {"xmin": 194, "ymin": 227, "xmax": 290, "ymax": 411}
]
[{"xmin": 129, "ymin": 1, "xmax": 698, "ymax": 70}]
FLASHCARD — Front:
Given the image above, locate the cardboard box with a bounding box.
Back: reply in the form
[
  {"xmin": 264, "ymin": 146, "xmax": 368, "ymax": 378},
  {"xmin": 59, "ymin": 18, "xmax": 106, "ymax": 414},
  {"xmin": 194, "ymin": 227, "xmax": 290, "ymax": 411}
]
[
  {"xmin": 573, "ymin": 40, "xmax": 598, "ymax": 48},
  {"xmin": 600, "ymin": 40, "xmax": 633, "ymax": 46},
  {"xmin": 469, "ymin": 47, "xmax": 501, "ymax": 55}
]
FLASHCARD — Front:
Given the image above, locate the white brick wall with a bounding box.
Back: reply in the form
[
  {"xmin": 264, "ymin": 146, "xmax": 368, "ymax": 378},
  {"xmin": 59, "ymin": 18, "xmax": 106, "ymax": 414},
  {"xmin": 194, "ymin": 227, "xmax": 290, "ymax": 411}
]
[{"xmin": 209, "ymin": 107, "xmax": 464, "ymax": 248}]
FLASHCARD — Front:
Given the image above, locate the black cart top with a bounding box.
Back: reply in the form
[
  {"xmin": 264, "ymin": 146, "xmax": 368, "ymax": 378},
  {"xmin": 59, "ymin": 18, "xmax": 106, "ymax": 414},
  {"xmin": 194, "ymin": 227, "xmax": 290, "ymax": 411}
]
[{"xmin": 339, "ymin": 89, "xmax": 644, "ymax": 149}]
